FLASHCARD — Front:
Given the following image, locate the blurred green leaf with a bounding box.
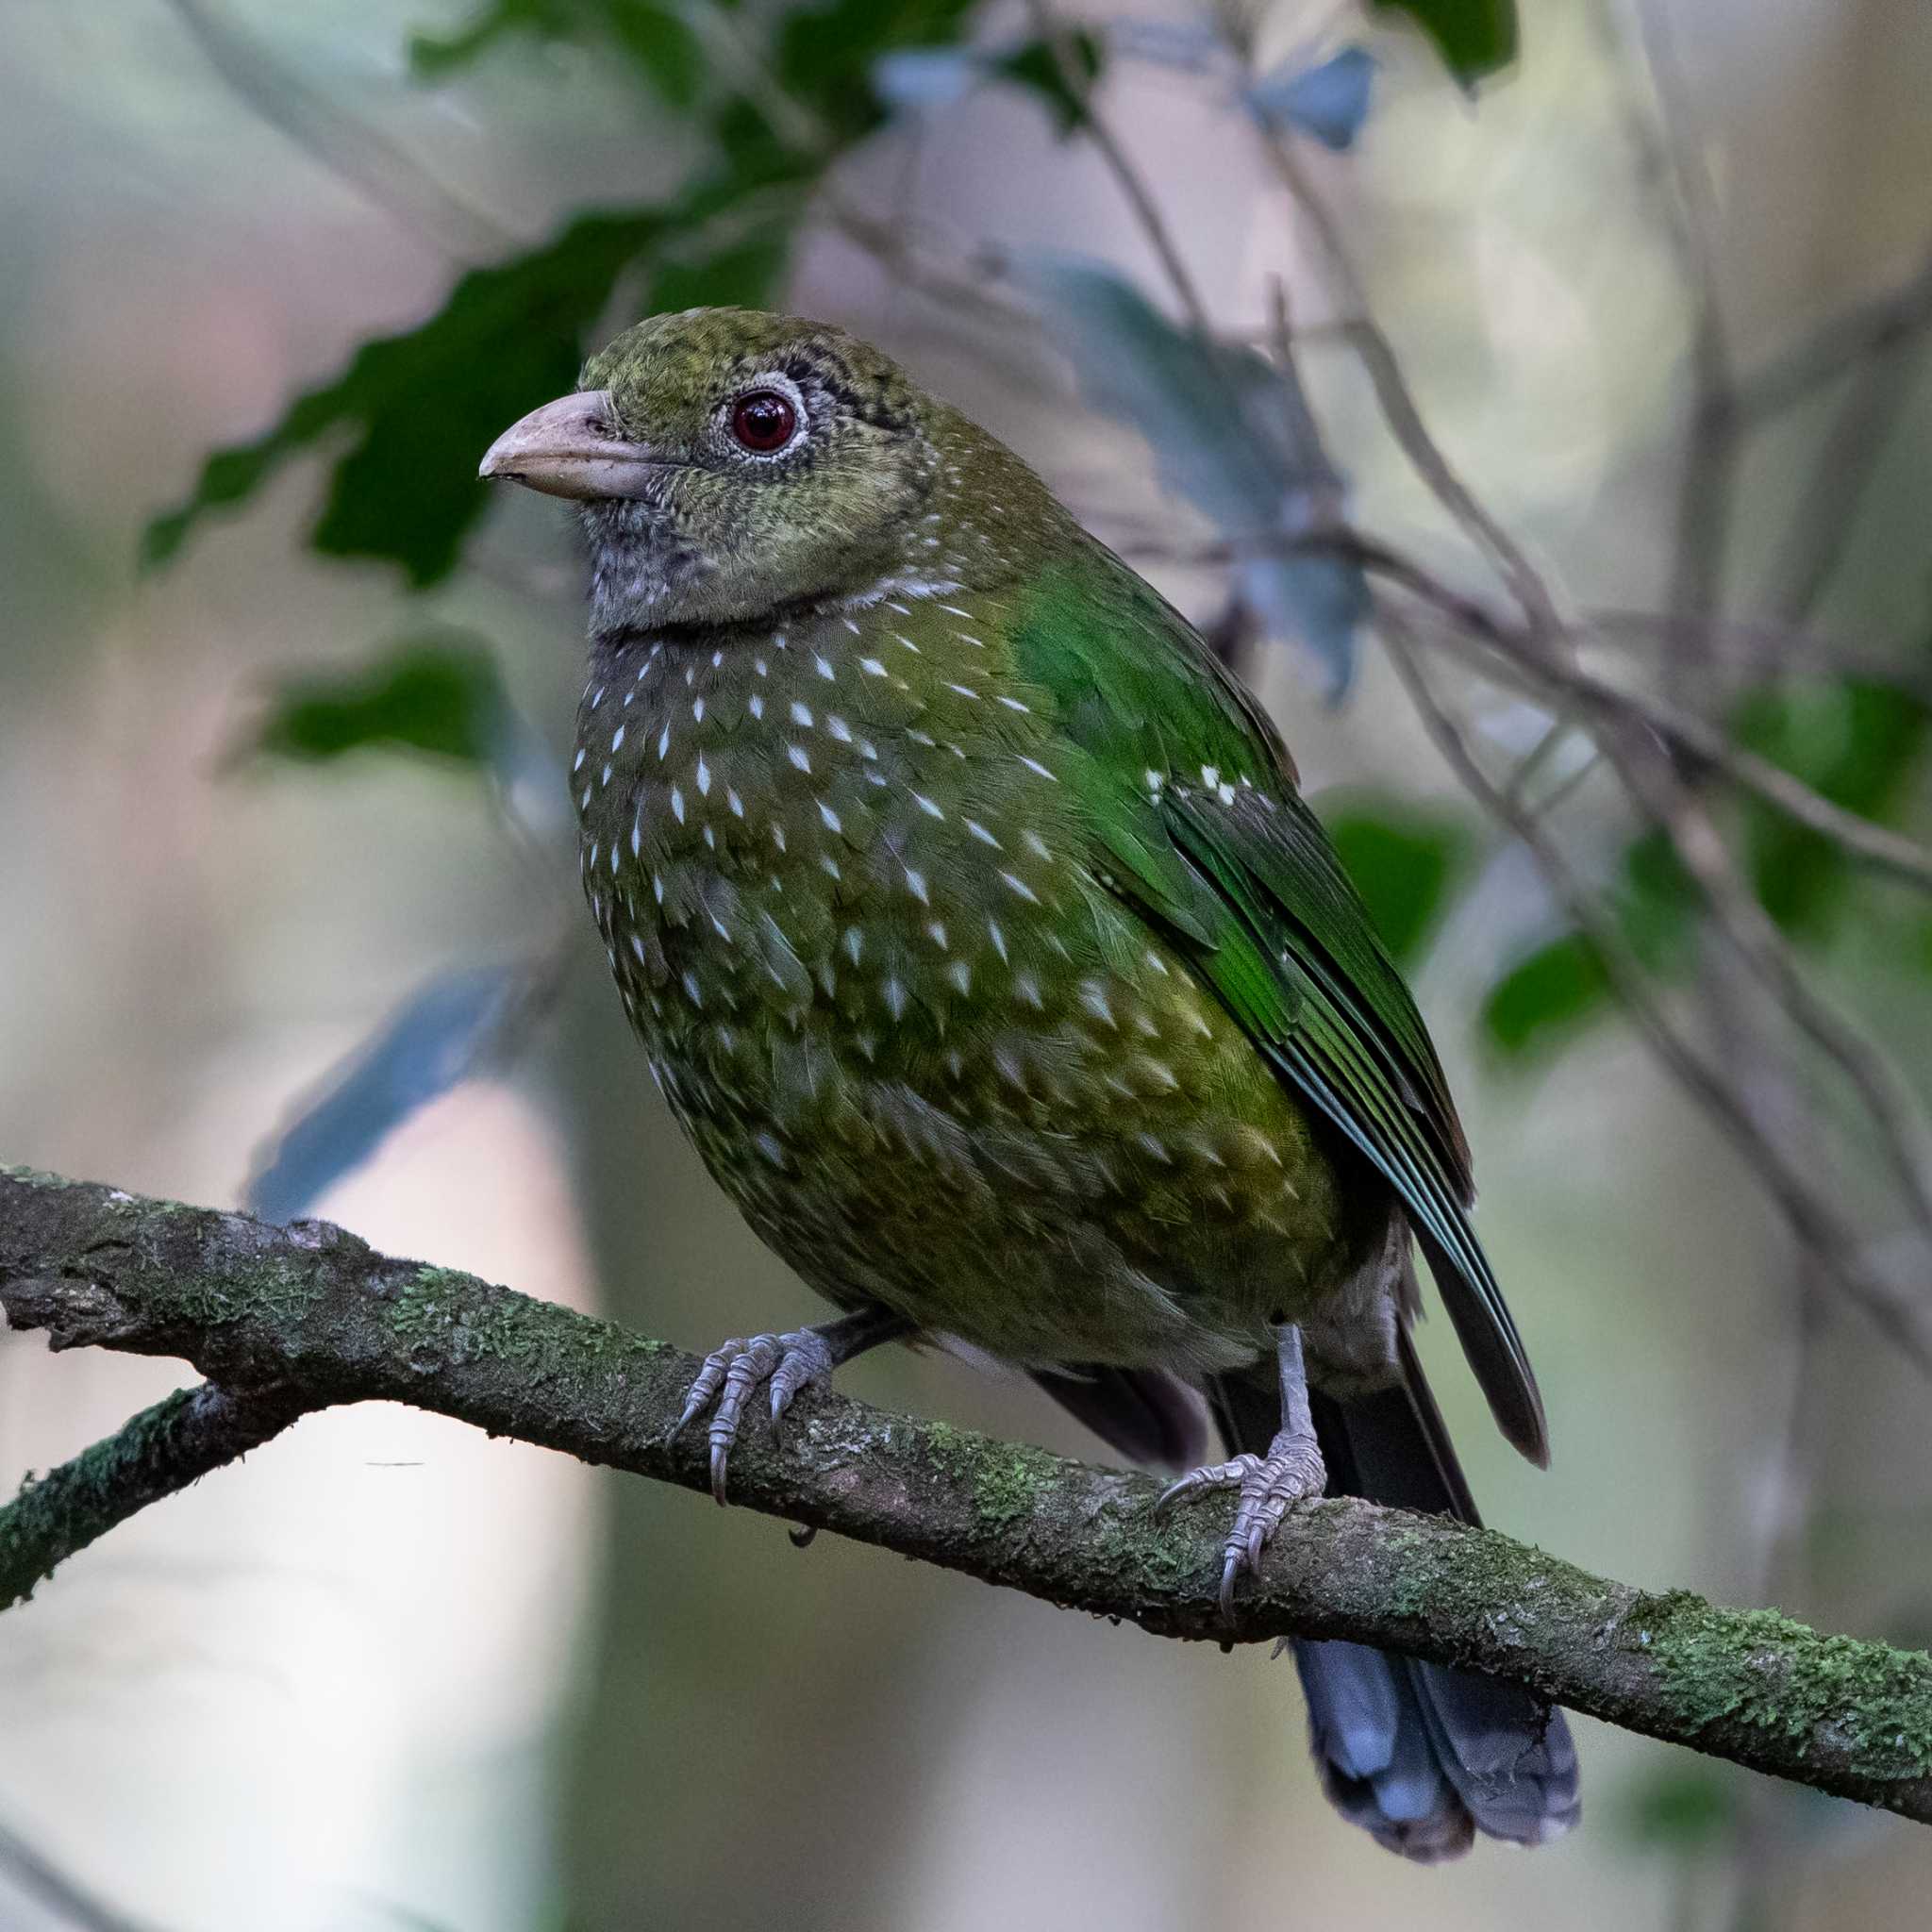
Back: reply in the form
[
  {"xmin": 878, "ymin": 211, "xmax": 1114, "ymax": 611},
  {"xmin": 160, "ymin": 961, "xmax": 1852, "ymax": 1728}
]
[
  {"xmin": 143, "ymin": 209, "xmax": 666, "ymax": 586},
  {"xmin": 1372, "ymin": 0, "xmax": 1517, "ymax": 84},
  {"xmin": 149, "ymin": 0, "xmax": 984, "ymax": 587},
  {"xmin": 1732, "ymin": 677, "xmax": 1930, "ymax": 940},
  {"xmin": 1024, "ymin": 256, "xmax": 1368, "ymax": 694},
  {"xmin": 239, "ymin": 633, "xmax": 515, "ymax": 771},
  {"xmin": 993, "ymin": 31, "xmax": 1104, "ymax": 135},
  {"xmin": 247, "ymin": 962, "xmax": 536, "ymax": 1222},
  {"xmin": 1483, "ymin": 826, "xmax": 1697, "ymax": 1062},
  {"xmin": 1618, "ymin": 1765, "xmax": 1738, "ymax": 1853},
  {"xmin": 1482, "ymin": 931, "xmax": 1608, "ymax": 1059},
  {"xmin": 410, "ymin": 0, "xmax": 704, "ymax": 106},
  {"xmin": 1619, "ymin": 826, "xmax": 1698, "ymax": 966},
  {"xmin": 775, "ymin": 0, "xmax": 983, "ymax": 140},
  {"xmin": 1323, "ymin": 794, "xmax": 1472, "ymax": 966}
]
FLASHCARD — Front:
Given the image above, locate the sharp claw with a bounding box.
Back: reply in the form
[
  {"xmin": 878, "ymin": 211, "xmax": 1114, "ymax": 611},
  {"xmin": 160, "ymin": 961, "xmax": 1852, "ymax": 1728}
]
[
  {"xmin": 1219, "ymin": 1550, "xmax": 1241, "ymax": 1624},
  {"xmin": 675, "ymin": 1328, "xmax": 845, "ymax": 1504},
  {"xmin": 1158, "ymin": 1438, "xmax": 1323, "ymax": 1619}
]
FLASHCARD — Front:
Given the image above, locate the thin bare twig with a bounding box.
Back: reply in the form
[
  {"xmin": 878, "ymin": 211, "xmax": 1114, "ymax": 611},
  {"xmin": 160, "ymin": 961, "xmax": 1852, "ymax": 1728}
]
[
  {"xmin": 1023, "ymin": 0, "xmax": 1211, "ymax": 332},
  {"xmin": 1375, "ymin": 616, "xmax": 1932, "ymax": 1372},
  {"xmin": 1734, "ymin": 239, "xmax": 1932, "ymax": 423},
  {"xmin": 0, "ymin": 1814, "xmax": 163, "ymax": 1932},
  {"xmin": 164, "ymin": 0, "xmax": 518, "ymax": 262},
  {"xmin": 1119, "ymin": 529, "xmax": 1932, "ymax": 899},
  {"xmin": 1242, "ymin": 118, "xmax": 1564, "ymax": 634}
]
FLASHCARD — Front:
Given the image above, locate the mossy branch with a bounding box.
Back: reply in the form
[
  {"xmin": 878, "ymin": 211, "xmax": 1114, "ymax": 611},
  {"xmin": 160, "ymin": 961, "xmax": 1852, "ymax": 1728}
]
[{"xmin": 4, "ymin": 1164, "xmax": 1931, "ymax": 1824}]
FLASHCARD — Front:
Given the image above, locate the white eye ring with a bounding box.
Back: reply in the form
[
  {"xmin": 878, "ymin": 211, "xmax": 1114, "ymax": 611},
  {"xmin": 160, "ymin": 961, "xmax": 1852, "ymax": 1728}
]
[{"xmin": 721, "ymin": 372, "xmax": 807, "ymax": 458}]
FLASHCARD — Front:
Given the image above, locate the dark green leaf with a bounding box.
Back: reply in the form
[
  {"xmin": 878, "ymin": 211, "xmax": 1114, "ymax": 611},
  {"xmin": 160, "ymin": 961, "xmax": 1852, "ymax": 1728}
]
[
  {"xmin": 1481, "ymin": 826, "xmax": 1698, "ymax": 1063},
  {"xmin": 151, "ymin": 0, "xmax": 974, "ymax": 586},
  {"xmin": 1024, "ymin": 257, "xmax": 1368, "ymax": 693},
  {"xmin": 1619, "ymin": 826, "xmax": 1698, "ymax": 968},
  {"xmin": 643, "ymin": 234, "xmax": 789, "ymax": 316},
  {"xmin": 993, "ymin": 31, "xmax": 1105, "ymax": 136},
  {"xmin": 1371, "ymin": 0, "xmax": 1517, "ymax": 85},
  {"xmin": 247, "ymin": 963, "xmax": 532, "ymax": 1222},
  {"xmin": 144, "ymin": 209, "xmax": 666, "ymax": 586},
  {"xmin": 1321, "ymin": 795, "xmax": 1472, "ymax": 967},
  {"xmin": 1618, "ymin": 1766, "xmax": 1737, "ymax": 1853},
  {"xmin": 240, "ymin": 633, "xmax": 515, "ymax": 771},
  {"xmin": 408, "ymin": 0, "xmax": 565, "ymax": 77},
  {"xmin": 1732, "ymin": 677, "xmax": 1930, "ymax": 939},
  {"xmin": 1481, "ymin": 931, "xmax": 1609, "ymax": 1060},
  {"xmin": 410, "ymin": 0, "xmax": 704, "ymax": 105},
  {"xmin": 775, "ymin": 0, "xmax": 982, "ymax": 139}
]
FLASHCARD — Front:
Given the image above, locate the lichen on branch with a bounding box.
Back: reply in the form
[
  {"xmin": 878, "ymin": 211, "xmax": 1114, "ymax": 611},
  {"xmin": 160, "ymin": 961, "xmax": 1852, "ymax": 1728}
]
[{"xmin": 3, "ymin": 1163, "xmax": 1931, "ymax": 1824}]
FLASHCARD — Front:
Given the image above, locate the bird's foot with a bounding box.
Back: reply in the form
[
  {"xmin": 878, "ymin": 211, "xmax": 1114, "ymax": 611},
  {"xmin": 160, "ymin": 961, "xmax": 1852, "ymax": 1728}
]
[
  {"xmin": 674, "ymin": 1327, "xmax": 838, "ymax": 1505},
  {"xmin": 1156, "ymin": 1429, "xmax": 1327, "ymax": 1621}
]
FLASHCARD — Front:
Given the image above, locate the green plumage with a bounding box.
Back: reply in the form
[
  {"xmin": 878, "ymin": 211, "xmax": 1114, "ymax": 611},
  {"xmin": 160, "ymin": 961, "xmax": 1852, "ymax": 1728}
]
[
  {"xmin": 486, "ymin": 306, "xmax": 1574, "ymax": 1859},
  {"xmin": 560, "ymin": 307, "xmax": 1542, "ymax": 1457}
]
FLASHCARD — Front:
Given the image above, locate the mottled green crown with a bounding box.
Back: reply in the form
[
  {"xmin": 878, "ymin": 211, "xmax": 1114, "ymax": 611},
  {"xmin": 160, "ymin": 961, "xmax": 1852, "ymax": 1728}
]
[{"xmin": 575, "ymin": 308, "xmax": 1070, "ymax": 632}]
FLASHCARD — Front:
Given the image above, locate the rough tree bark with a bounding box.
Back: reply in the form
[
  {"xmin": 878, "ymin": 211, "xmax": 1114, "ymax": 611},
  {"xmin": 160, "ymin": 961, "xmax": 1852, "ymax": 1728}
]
[{"xmin": 4, "ymin": 1162, "xmax": 1931, "ymax": 1824}]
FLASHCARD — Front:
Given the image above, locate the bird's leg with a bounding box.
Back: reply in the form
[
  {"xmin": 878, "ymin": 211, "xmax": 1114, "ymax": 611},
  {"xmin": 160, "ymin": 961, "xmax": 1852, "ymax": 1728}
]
[
  {"xmin": 674, "ymin": 1304, "xmax": 914, "ymax": 1504},
  {"xmin": 1157, "ymin": 1324, "xmax": 1328, "ymax": 1618}
]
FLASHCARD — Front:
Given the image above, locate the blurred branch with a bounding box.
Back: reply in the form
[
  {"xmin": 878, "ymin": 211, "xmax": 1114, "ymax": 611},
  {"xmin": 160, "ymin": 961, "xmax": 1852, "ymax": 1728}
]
[
  {"xmin": 0, "ymin": 1377, "xmax": 304, "ymax": 1614},
  {"xmin": 1733, "ymin": 237, "xmax": 1932, "ymax": 425},
  {"xmin": 1216, "ymin": 39, "xmax": 1932, "ymax": 1377},
  {"xmin": 1122, "ymin": 528, "xmax": 1932, "ymax": 900},
  {"xmin": 164, "ymin": 0, "xmax": 518, "ymax": 262},
  {"xmin": 7, "ymin": 1168, "xmax": 1932, "ymax": 1823},
  {"xmin": 1374, "ymin": 613, "xmax": 1932, "ymax": 1374},
  {"xmin": 1023, "ymin": 0, "xmax": 1211, "ymax": 332},
  {"xmin": 1240, "ymin": 101, "xmax": 1563, "ymax": 635},
  {"xmin": 0, "ymin": 1814, "xmax": 164, "ymax": 1932},
  {"xmin": 1763, "ymin": 318, "xmax": 1932, "ymax": 630}
]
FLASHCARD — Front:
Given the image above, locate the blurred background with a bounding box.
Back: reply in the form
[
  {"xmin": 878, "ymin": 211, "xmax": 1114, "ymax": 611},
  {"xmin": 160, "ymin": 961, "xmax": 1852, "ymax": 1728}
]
[{"xmin": 5, "ymin": 0, "xmax": 1932, "ymax": 1926}]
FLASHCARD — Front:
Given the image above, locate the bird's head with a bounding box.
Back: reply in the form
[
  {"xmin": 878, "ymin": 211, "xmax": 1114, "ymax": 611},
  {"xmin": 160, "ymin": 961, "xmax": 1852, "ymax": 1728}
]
[{"xmin": 482, "ymin": 307, "xmax": 1041, "ymax": 635}]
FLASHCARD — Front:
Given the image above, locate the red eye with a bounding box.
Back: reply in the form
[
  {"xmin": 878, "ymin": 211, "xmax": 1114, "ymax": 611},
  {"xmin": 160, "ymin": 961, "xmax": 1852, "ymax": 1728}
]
[{"xmin": 730, "ymin": 390, "xmax": 797, "ymax": 453}]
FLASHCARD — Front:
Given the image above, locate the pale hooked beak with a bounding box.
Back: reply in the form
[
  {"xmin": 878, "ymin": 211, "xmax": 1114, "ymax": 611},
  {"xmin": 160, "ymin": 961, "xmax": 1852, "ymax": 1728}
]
[{"xmin": 478, "ymin": 390, "xmax": 665, "ymax": 500}]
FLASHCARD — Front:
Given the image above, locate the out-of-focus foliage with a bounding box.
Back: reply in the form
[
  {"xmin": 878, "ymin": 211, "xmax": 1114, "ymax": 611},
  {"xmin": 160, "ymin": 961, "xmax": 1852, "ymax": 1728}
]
[
  {"xmin": 1322, "ymin": 792, "xmax": 1473, "ymax": 966},
  {"xmin": 142, "ymin": 0, "xmax": 987, "ymax": 587},
  {"xmin": 1480, "ymin": 675, "xmax": 1929, "ymax": 1062},
  {"xmin": 237, "ymin": 632, "xmax": 519, "ymax": 771},
  {"xmin": 247, "ymin": 962, "xmax": 535, "ymax": 1223},
  {"xmin": 1024, "ymin": 256, "xmax": 1369, "ymax": 693},
  {"xmin": 1617, "ymin": 1765, "xmax": 1740, "ymax": 1854},
  {"xmin": 1374, "ymin": 0, "xmax": 1516, "ymax": 83},
  {"xmin": 871, "ymin": 30, "xmax": 1105, "ymax": 132},
  {"xmin": 1248, "ymin": 44, "xmax": 1376, "ymax": 151},
  {"xmin": 143, "ymin": 211, "xmax": 670, "ymax": 586},
  {"xmin": 1735, "ymin": 677, "xmax": 1930, "ymax": 939},
  {"xmin": 408, "ymin": 0, "xmax": 706, "ymax": 104},
  {"xmin": 1483, "ymin": 830, "xmax": 1695, "ymax": 1061}
]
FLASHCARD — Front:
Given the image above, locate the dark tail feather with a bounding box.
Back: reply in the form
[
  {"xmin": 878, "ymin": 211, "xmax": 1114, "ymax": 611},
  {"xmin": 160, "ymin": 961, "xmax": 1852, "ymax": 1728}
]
[
  {"xmin": 1208, "ymin": 1334, "xmax": 1581, "ymax": 1861},
  {"xmin": 1029, "ymin": 1363, "xmax": 1208, "ymax": 1472}
]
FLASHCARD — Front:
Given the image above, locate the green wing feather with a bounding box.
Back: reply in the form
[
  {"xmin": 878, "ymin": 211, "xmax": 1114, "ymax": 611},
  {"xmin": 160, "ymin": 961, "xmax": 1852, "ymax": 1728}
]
[{"xmin": 1009, "ymin": 541, "xmax": 1548, "ymax": 1466}]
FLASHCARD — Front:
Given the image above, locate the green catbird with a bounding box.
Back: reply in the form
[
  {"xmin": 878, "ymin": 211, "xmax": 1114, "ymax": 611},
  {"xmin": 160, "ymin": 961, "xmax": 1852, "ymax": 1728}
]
[{"xmin": 481, "ymin": 307, "xmax": 1578, "ymax": 1858}]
